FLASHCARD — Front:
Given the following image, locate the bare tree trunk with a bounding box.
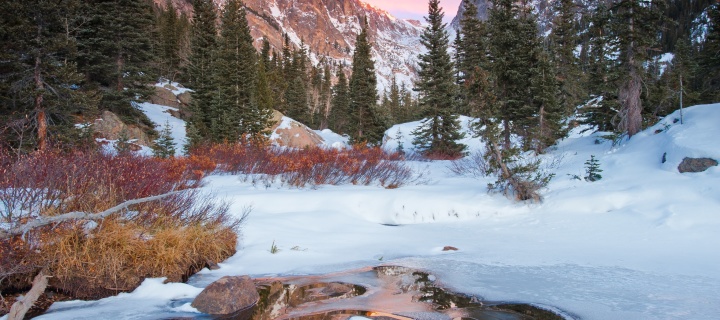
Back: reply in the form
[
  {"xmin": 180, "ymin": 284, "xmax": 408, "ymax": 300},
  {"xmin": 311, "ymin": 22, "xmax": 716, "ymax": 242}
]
[
  {"xmin": 502, "ymin": 118, "xmax": 511, "ymax": 150},
  {"xmin": 33, "ymin": 17, "xmax": 48, "ymax": 151},
  {"xmin": 619, "ymin": 5, "xmax": 642, "ymax": 137},
  {"xmin": 7, "ymin": 270, "xmax": 49, "ymax": 320}
]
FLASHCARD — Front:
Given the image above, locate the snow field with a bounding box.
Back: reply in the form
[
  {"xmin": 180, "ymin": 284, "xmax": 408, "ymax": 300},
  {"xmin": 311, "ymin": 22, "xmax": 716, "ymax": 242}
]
[{"xmin": 32, "ymin": 104, "xmax": 720, "ymax": 320}]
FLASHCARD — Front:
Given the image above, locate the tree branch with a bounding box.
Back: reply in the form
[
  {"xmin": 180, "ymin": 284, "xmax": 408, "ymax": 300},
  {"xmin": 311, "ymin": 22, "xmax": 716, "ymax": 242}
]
[
  {"xmin": 0, "ymin": 191, "xmax": 185, "ymax": 240},
  {"xmin": 7, "ymin": 269, "xmax": 49, "ymax": 320}
]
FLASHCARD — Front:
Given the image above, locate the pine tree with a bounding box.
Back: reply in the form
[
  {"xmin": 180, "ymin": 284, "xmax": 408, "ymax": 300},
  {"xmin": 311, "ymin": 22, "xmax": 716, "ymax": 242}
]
[
  {"xmin": 185, "ymin": 0, "xmax": 218, "ymax": 146},
  {"xmin": 456, "ymin": 0, "xmax": 494, "ymax": 118},
  {"xmin": 613, "ymin": 0, "xmax": 666, "ymax": 137},
  {"xmin": 549, "ymin": 0, "xmax": 586, "ymax": 115},
  {"xmin": 0, "ymin": 0, "xmax": 98, "ymax": 152},
  {"xmin": 256, "ymin": 55, "xmax": 275, "ymax": 116},
  {"xmin": 584, "ymin": 155, "xmax": 603, "ymax": 182},
  {"xmin": 153, "ymin": 120, "xmax": 176, "ymax": 158},
  {"xmin": 386, "ymin": 77, "xmax": 402, "ymax": 124},
  {"xmin": 317, "ymin": 64, "xmax": 333, "ymax": 129},
  {"xmin": 348, "ymin": 19, "xmax": 384, "ymax": 145},
  {"xmin": 412, "ymin": 0, "xmax": 466, "ymax": 158},
  {"xmin": 157, "ymin": 0, "xmax": 184, "ymax": 80},
  {"xmin": 329, "ymin": 68, "xmax": 350, "ymax": 134},
  {"xmin": 581, "ymin": 2, "xmax": 617, "ymax": 132},
  {"xmin": 76, "ymin": 0, "xmax": 155, "ymax": 127},
  {"xmin": 700, "ymin": 2, "xmax": 720, "ymax": 102},
  {"xmin": 211, "ymin": 0, "xmax": 272, "ymax": 141}
]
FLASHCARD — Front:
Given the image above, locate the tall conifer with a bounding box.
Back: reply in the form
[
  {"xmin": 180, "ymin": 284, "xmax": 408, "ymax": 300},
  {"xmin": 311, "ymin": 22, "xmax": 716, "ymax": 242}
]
[
  {"xmin": 412, "ymin": 0, "xmax": 466, "ymax": 158},
  {"xmin": 348, "ymin": 19, "xmax": 384, "ymax": 145},
  {"xmin": 212, "ymin": 0, "xmax": 271, "ymax": 141},
  {"xmin": 77, "ymin": 0, "xmax": 155, "ymax": 126},
  {"xmin": 0, "ymin": 0, "xmax": 97, "ymax": 152},
  {"xmin": 185, "ymin": 0, "xmax": 218, "ymax": 146}
]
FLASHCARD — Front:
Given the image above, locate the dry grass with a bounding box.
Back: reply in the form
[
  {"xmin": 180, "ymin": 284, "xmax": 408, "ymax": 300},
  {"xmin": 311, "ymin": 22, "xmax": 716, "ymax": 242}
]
[
  {"xmin": 0, "ymin": 150, "xmax": 242, "ymax": 305},
  {"xmin": 48, "ymin": 217, "xmax": 237, "ymax": 299}
]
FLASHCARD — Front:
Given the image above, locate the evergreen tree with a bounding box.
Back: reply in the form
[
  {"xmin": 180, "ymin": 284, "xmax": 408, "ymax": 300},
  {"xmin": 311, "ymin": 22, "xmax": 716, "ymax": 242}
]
[
  {"xmin": 317, "ymin": 64, "xmax": 333, "ymax": 129},
  {"xmin": 185, "ymin": 0, "xmax": 218, "ymax": 146},
  {"xmin": 256, "ymin": 54, "xmax": 275, "ymax": 116},
  {"xmin": 549, "ymin": 0, "xmax": 586, "ymax": 115},
  {"xmin": 700, "ymin": 2, "xmax": 720, "ymax": 102},
  {"xmin": 153, "ymin": 120, "xmax": 176, "ymax": 158},
  {"xmin": 612, "ymin": 0, "xmax": 666, "ymax": 137},
  {"xmin": 412, "ymin": 0, "xmax": 466, "ymax": 158},
  {"xmin": 486, "ymin": 0, "xmax": 535, "ymax": 149},
  {"xmin": 157, "ymin": 0, "xmax": 184, "ymax": 81},
  {"xmin": 348, "ymin": 19, "xmax": 384, "ymax": 145},
  {"xmin": 584, "ymin": 155, "xmax": 603, "ymax": 182},
  {"xmin": 329, "ymin": 68, "xmax": 350, "ymax": 134},
  {"xmin": 581, "ymin": 2, "xmax": 617, "ymax": 132},
  {"xmin": 386, "ymin": 77, "xmax": 402, "ymax": 124},
  {"xmin": 212, "ymin": 0, "xmax": 272, "ymax": 141},
  {"xmin": 76, "ymin": 0, "xmax": 155, "ymax": 127},
  {"xmin": 456, "ymin": 0, "xmax": 494, "ymax": 119},
  {"xmin": 0, "ymin": 0, "xmax": 97, "ymax": 152}
]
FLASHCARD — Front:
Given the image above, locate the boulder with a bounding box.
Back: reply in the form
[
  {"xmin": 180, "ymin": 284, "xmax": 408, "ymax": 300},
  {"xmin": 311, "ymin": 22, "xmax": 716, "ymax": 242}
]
[
  {"xmin": 177, "ymin": 92, "xmax": 192, "ymax": 106},
  {"xmin": 93, "ymin": 111, "xmax": 152, "ymax": 146},
  {"xmin": 442, "ymin": 246, "xmax": 459, "ymax": 251},
  {"xmin": 269, "ymin": 110, "xmax": 324, "ymax": 148},
  {"xmin": 191, "ymin": 276, "xmax": 259, "ymax": 315},
  {"xmin": 678, "ymin": 157, "xmax": 718, "ymax": 173},
  {"xmin": 149, "ymin": 86, "xmax": 180, "ymax": 108}
]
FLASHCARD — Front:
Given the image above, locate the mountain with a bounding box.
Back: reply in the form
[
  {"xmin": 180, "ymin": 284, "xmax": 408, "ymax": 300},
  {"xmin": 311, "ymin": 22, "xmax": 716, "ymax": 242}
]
[
  {"xmin": 157, "ymin": 0, "xmax": 425, "ymax": 92},
  {"xmin": 449, "ymin": 0, "xmax": 592, "ymax": 34}
]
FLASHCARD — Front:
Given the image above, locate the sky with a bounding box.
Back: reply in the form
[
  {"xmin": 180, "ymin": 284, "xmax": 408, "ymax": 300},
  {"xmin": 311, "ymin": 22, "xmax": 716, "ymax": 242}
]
[{"xmin": 362, "ymin": 0, "xmax": 462, "ymax": 22}]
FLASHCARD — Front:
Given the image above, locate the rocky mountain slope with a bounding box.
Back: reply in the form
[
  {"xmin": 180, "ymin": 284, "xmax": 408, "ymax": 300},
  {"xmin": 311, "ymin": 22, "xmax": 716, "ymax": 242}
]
[
  {"xmin": 449, "ymin": 0, "xmax": 596, "ymax": 34},
  {"xmin": 157, "ymin": 0, "xmax": 425, "ymax": 92}
]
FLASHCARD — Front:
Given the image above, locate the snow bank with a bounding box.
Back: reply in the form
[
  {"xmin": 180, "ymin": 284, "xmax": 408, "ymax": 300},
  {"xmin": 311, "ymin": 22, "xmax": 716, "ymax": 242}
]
[
  {"xmin": 43, "ymin": 104, "xmax": 720, "ymax": 320},
  {"xmin": 137, "ymin": 102, "xmax": 187, "ymax": 156}
]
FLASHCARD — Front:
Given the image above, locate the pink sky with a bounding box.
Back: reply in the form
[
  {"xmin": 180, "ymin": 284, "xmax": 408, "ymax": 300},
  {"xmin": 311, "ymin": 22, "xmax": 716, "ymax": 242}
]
[{"xmin": 362, "ymin": 0, "xmax": 462, "ymax": 22}]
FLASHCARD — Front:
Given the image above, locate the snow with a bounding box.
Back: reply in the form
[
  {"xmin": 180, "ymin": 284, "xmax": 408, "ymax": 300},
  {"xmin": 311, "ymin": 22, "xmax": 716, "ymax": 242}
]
[
  {"xmin": 315, "ymin": 128, "xmax": 349, "ymax": 149},
  {"xmin": 38, "ymin": 104, "xmax": 720, "ymax": 320},
  {"xmin": 136, "ymin": 102, "xmax": 187, "ymax": 156},
  {"xmin": 154, "ymin": 80, "xmax": 193, "ymax": 96}
]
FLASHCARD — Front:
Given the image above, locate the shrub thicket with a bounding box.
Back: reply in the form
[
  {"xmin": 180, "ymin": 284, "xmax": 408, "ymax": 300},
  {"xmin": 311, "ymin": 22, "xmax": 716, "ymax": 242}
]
[
  {"xmin": 0, "ymin": 150, "xmax": 240, "ymax": 308},
  {"xmin": 190, "ymin": 141, "xmax": 414, "ymax": 188}
]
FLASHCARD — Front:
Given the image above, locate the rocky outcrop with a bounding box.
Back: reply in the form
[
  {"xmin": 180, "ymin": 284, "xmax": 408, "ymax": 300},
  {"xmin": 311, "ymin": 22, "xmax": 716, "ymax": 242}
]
[
  {"xmin": 269, "ymin": 110, "xmax": 325, "ymax": 148},
  {"xmin": 191, "ymin": 276, "xmax": 259, "ymax": 315},
  {"xmin": 93, "ymin": 111, "xmax": 153, "ymax": 147},
  {"xmin": 678, "ymin": 157, "xmax": 718, "ymax": 173},
  {"xmin": 149, "ymin": 86, "xmax": 181, "ymax": 109},
  {"xmin": 155, "ymin": 0, "xmax": 424, "ymax": 91}
]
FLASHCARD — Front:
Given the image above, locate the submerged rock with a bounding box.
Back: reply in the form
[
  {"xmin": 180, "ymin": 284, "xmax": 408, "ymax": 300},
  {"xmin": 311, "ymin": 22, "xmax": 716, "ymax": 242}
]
[{"xmin": 191, "ymin": 275, "xmax": 259, "ymax": 315}]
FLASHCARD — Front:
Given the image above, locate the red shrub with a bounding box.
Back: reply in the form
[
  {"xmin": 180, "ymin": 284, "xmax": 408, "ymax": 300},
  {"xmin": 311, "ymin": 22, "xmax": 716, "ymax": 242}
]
[{"xmin": 188, "ymin": 143, "xmax": 414, "ymax": 188}]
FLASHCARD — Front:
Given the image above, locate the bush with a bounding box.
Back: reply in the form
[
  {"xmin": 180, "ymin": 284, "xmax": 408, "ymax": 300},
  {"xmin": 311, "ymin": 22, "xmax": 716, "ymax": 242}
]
[
  {"xmin": 189, "ymin": 141, "xmax": 414, "ymax": 189},
  {"xmin": 0, "ymin": 150, "xmax": 242, "ymax": 308}
]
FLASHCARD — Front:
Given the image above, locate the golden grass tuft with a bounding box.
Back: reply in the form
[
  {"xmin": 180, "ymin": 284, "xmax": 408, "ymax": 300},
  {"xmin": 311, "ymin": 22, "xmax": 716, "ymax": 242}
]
[{"xmin": 47, "ymin": 218, "xmax": 237, "ymax": 299}]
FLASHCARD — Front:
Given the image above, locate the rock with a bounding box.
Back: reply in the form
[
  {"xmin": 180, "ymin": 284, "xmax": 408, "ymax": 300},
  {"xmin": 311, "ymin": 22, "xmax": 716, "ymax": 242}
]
[
  {"xmin": 442, "ymin": 246, "xmax": 459, "ymax": 251},
  {"xmin": 678, "ymin": 157, "xmax": 718, "ymax": 173},
  {"xmin": 93, "ymin": 111, "xmax": 152, "ymax": 146},
  {"xmin": 192, "ymin": 276, "xmax": 259, "ymax": 315},
  {"xmin": 149, "ymin": 86, "xmax": 180, "ymax": 108},
  {"xmin": 205, "ymin": 260, "xmax": 220, "ymax": 271},
  {"xmin": 177, "ymin": 92, "xmax": 192, "ymax": 106},
  {"xmin": 269, "ymin": 110, "xmax": 325, "ymax": 148}
]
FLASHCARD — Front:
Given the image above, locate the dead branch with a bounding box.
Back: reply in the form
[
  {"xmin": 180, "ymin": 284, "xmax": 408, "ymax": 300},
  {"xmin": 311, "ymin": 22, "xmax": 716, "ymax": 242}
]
[
  {"xmin": 7, "ymin": 269, "xmax": 49, "ymax": 320},
  {"xmin": 0, "ymin": 191, "xmax": 185, "ymax": 240}
]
